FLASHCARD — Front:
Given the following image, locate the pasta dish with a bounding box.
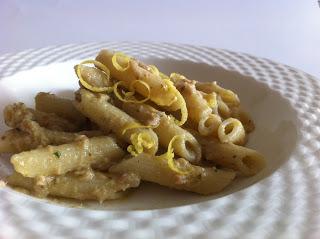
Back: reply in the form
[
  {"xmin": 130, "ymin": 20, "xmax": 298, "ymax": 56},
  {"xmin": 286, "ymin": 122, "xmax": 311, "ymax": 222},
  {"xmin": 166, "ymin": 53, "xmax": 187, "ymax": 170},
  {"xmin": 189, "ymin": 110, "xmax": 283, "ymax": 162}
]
[{"xmin": 0, "ymin": 49, "xmax": 266, "ymax": 202}]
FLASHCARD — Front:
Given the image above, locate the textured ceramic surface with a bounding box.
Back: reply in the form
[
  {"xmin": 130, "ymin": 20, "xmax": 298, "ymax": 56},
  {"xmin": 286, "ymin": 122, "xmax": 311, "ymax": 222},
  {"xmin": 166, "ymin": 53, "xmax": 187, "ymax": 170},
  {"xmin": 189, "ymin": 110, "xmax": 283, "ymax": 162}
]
[{"xmin": 0, "ymin": 42, "xmax": 319, "ymax": 239}]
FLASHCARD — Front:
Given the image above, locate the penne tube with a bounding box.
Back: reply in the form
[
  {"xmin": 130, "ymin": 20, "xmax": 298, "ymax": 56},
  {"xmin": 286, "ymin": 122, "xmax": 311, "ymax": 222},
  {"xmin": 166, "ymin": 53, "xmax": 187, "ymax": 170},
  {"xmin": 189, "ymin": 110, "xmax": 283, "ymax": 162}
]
[
  {"xmin": 32, "ymin": 109, "xmax": 78, "ymax": 132},
  {"xmin": 196, "ymin": 81, "xmax": 240, "ymax": 107},
  {"xmin": 4, "ymin": 102, "xmax": 78, "ymax": 132},
  {"xmin": 119, "ymin": 101, "xmax": 161, "ymax": 127},
  {"xmin": 7, "ymin": 171, "xmax": 140, "ymax": 202},
  {"xmin": 0, "ymin": 48, "xmax": 266, "ymax": 204},
  {"xmin": 74, "ymin": 64, "xmax": 112, "ymax": 88},
  {"xmin": 110, "ymin": 153, "xmax": 235, "ymax": 195},
  {"xmin": 35, "ymin": 92, "xmax": 87, "ymax": 128},
  {"xmin": 231, "ymin": 107, "xmax": 255, "ymax": 133},
  {"xmin": 11, "ymin": 136, "xmax": 125, "ymax": 177},
  {"xmin": 155, "ymin": 114, "xmax": 201, "ymax": 162},
  {"xmin": 18, "ymin": 119, "xmax": 103, "ymax": 147},
  {"xmin": 204, "ymin": 140, "xmax": 265, "ymax": 176},
  {"xmin": 201, "ymin": 91, "xmax": 219, "ymax": 115},
  {"xmin": 95, "ymin": 49, "xmax": 180, "ymax": 110},
  {"xmin": 115, "ymin": 100, "xmax": 202, "ymax": 162},
  {"xmin": 174, "ymin": 79, "xmax": 221, "ymax": 136},
  {"xmin": 217, "ymin": 95, "xmax": 232, "ymax": 118},
  {"xmin": 0, "ymin": 119, "xmax": 103, "ymax": 153},
  {"xmin": 74, "ymin": 89, "xmax": 158, "ymax": 155},
  {"xmin": 198, "ymin": 113, "xmax": 222, "ymax": 136},
  {"xmin": 218, "ymin": 118, "xmax": 246, "ymax": 145},
  {"xmin": 0, "ymin": 130, "xmax": 38, "ymax": 153}
]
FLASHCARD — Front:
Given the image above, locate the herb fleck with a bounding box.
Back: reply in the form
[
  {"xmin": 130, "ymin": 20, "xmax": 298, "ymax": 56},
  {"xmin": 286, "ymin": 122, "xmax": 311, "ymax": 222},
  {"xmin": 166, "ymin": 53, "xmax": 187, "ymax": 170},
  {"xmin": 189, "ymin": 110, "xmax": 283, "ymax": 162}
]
[{"xmin": 53, "ymin": 151, "xmax": 61, "ymax": 158}]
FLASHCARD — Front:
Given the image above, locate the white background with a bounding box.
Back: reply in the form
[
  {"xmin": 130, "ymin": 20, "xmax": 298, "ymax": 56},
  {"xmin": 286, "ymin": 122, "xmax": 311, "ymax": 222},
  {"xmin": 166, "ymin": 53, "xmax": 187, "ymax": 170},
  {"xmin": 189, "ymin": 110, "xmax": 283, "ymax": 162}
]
[{"xmin": 1, "ymin": 0, "xmax": 320, "ymax": 77}]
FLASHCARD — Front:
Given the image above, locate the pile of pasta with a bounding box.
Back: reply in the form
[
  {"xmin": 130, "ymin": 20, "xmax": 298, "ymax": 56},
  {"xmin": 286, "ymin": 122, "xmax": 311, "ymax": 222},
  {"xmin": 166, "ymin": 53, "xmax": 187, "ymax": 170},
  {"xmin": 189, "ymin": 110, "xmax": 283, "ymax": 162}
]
[{"xmin": 0, "ymin": 49, "xmax": 265, "ymax": 202}]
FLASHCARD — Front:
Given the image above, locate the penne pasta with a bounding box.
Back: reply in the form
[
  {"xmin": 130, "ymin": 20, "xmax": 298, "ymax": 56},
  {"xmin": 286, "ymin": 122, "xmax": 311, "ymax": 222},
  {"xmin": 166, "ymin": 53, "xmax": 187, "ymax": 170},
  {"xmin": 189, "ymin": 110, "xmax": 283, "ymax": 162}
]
[
  {"xmin": 119, "ymin": 101, "xmax": 161, "ymax": 127},
  {"xmin": 74, "ymin": 64, "xmax": 112, "ymax": 88},
  {"xmin": 11, "ymin": 136, "xmax": 125, "ymax": 177},
  {"xmin": 217, "ymin": 95, "xmax": 232, "ymax": 118},
  {"xmin": 7, "ymin": 171, "xmax": 140, "ymax": 202},
  {"xmin": 174, "ymin": 78, "xmax": 221, "ymax": 136},
  {"xmin": 218, "ymin": 118, "xmax": 246, "ymax": 145},
  {"xmin": 231, "ymin": 107, "xmax": 255, "ymax": 133},
  {"xmin": 0, "ymin": 113, "xmax": 103, "ymax": 153},
  {"xmin": 0, "ymin": 129, "xmax": 38, "ymax": 153},
  {"xmin": 18, "ymin": 119, "xmax": 103, "ymax": 147},
  {"xmin": 155, "ymin": 114, "xmax": 202, "ymax": 162},
  {"xmin": 35, "ymin": 92, "xmax": 87, "ymax": 128},
  {"xmin": 74, "ymin": 89, "xmax": 158, "ymax": 155},
  {"xmin": 32, "ymin": 108, "xmax": 78, "ymax": 132},
  {"xmin": 110, "ymin": 153, "xmax": 235, "ymax": 195},
  {"xmin": 201, "ymin": 91, "xmax": 219, "ymax": 114},
  {"xmin": 95, "ymin": 49, "xmax": 180, "ymax": 110},
  {"xmin": 196, "ymin": 81, "xmax": 240, "ymax": 107},
  {"xmin": 0, "ymin": 48, "xmax": 266, "ymax": 201},
  {"xmin": 115, "ymin": 100, "xmax": 201, "ymax": 162},
  {"xmin": 204, "ymin": 140, "xmax": 265, "ymax": 176},
  {"xmin": 2, "ymin": 102, "xmax": 104, "ymax": 152},
  {"xmin": 4, "ymin": 102, "xmax": 78, "ymax": 132}
]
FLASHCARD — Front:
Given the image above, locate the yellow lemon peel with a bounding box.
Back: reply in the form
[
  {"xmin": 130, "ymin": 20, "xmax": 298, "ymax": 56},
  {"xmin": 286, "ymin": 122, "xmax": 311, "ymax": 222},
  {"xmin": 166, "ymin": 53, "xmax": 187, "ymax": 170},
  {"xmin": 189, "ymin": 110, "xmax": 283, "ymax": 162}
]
[
  {"xmin": 163, "ymin": 79, "xmax": 188, "ymax": 126},
  {"xmin": 122, "ymin": 122, "xmax": 153, "ymax": 135},
  {"xmin": 170, "ymin": 73, "xmax": 186, "ymax": 82},
  {"xmin": 75, "ymin": 60, "xmax": 113, "ymax": 93},
  {"xmin": 174, "ymin": 92, "xmax": 188, "ymax": 126},
  {"xmin": 113, "ymin": 80, "xmax": 151, "ymax": 103},
  {"xmin": 112, "ymin": 52, "xmax": 131, "ymax": 71},
  {"xmin": 203, "ymin": 92, "xmax": 218, "ymax": 109},
  {"xmin": 147, "ymin": 65, "xmax": 168, "ymax": 79},
  {"xmin": 127, "ymin": 132, "xmax": 154, "ymax": 156},
  {"xmin": 159, "ymin": 72, "xmax": 169, "ymax": 79},
  {"xmin": 158, "ymin": 135, "xmax": 189, "ymax": 175},
  {"xmin": 147, "ymin": 65, "xmax": 160, "ymax": 75}
]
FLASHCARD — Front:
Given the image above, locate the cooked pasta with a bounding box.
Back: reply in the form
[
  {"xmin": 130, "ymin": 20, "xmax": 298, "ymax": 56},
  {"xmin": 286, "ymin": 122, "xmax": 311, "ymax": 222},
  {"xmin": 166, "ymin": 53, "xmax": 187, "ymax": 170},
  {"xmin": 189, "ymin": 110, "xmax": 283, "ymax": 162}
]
[
  {"xmin": 11, "ymin": 136, "xmax": 125, "ymax": 177},
  {"xmin": 2, "ymin": 102, "xmax": 102, "ymax": 152},
  {"xmin": 75, "ymin": 60, "xmax": 114, "ymax": 93},
  {"xmin": 174, "ymin": 77, "xmax": 221, "ymax": 136},
  {"xmin": 231, "ymin": 107, "xmax": 255, "ymax": 133},
  {"xmin": 218, "ymin": 118, "xmax": 246, "ymax": 145},
  {"xmin": 0, "ymin": 128, "xmax": 102, "ymax": 153},
  {"xmin": 96, "ymin": 49, "xmax": 179, "ymax": 109},
  {"xmin": 196, "ymin": 81, "xmax": 240, "ymax": 106},
  {"xmin": 119, "ymin": 101, "xmax": 161, "ymax": 127},
  {"xmin": 8, "ymin": 171, "xmax": 140, "ymax": 202},
  {"xmin": 204, "ymin": 140, "xmax": 266, "ymax": 176},
  {"xmin": 4, "ymin": 103, "xmax": 78, "ymax": 132},
  {"xmin": 115, "ymin": 100, "xmax": 201, "ymax": 162},
  {"xmin": 35, "ymin": 92, "xmax": 87, "ymax": 128},
  {"xmin": 95, "ymin": 50, "xmax": 188, "ymax": 125},
  {"xmin": 0, "ymin": 129, "xmax": 38, "ymax": 153},
  {"xmin": 74, "ymin": 89, "xmax": 158, "ymax": 155},
  {"xmin": 201, "ymin": 91, "xmax": 219, "ymax": 114},
  {"xmin": 0, "ymin": 48, "xmax": 265, "ymax": 203},
  {"xmin": 217, "ymin": 95, "xmax": 232, "ymax": 118},
  {"xmin": 110, "ymin": 153, "xmax": 235, "ymax": 195}
]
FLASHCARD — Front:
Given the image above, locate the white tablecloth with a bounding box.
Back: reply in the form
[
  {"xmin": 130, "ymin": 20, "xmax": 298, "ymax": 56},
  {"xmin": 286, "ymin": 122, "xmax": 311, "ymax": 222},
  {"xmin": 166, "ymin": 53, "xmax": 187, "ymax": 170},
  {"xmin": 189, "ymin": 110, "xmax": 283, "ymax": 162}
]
[{"xmin": 1, "ymin": 0, "xmax": 319, "ymax": 77}]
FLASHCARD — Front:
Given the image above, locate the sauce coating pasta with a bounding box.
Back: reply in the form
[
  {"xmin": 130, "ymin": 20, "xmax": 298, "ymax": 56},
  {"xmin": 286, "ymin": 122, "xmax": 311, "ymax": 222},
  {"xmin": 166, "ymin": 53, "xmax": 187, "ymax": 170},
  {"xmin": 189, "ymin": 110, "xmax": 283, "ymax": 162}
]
[{"xmin": 1, "ymin": 48, "xmax": 266, "ymax": 203}]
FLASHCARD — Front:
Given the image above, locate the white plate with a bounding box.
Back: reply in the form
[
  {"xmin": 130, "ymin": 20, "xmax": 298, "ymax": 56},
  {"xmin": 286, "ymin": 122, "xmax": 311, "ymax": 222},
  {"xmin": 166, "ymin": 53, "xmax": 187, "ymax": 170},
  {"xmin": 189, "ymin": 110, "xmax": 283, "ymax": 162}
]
[{"xmin": 0, "ymin": 42, "xmax": 319, "ymax": 239}]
